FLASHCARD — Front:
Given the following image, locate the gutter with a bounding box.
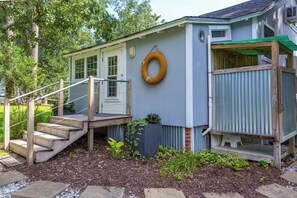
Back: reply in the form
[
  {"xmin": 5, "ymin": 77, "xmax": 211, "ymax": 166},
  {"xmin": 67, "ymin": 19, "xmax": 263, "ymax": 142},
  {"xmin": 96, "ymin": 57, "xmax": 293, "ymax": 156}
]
[{"xmin": 202, "ymin": 35, "xmax": 212, "ymax": 137}]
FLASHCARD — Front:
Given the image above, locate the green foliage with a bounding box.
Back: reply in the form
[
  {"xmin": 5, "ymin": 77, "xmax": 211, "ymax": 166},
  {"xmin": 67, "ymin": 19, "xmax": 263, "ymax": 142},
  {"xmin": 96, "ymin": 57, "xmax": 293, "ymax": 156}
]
[
  {"xmin": 0, "ymin": 151, "xmax": 9, "ymax": 157},
  {"xmin": 126, "ymin": 119, "xmax": 148, "ymax": 156},
  {"xmin": 0, "ymin": 105, "xmax": 53, "ymax": 141},
  {"xmin": 106, "ymin": 138, "xmax": 124, "ymax": 159},
  {"xmin": 158, "ymin": 149, "xmax": 250, "ymax": 181},
  {"xmin": 145, "ymin": 113, "xmax": 161, "ymax": 124},
  {"xmin": 257, "ymin": 160, "xmax": 270, "ymax": 170}
]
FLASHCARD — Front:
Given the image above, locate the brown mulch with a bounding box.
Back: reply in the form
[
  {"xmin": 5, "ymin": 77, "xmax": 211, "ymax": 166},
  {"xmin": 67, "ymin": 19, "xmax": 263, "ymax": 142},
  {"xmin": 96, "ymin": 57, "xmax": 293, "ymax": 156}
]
[{"xmin": 8, "ymin": 135, "xmax": 297, "ymax": 198}]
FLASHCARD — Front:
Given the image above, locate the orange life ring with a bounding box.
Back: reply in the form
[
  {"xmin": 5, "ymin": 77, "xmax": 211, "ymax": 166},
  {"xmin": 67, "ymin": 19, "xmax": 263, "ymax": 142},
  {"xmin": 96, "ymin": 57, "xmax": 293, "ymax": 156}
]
[{"xmin": 141, "ymin": 51, "xmax": 167, "ymax": 85}]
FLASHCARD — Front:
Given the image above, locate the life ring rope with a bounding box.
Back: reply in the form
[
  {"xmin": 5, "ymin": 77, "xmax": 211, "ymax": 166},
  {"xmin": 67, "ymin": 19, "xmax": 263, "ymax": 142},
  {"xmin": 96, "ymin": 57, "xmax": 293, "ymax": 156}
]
[{"xmin": 141, "ymin": 51, "xmax": 167, "ymax": 85}]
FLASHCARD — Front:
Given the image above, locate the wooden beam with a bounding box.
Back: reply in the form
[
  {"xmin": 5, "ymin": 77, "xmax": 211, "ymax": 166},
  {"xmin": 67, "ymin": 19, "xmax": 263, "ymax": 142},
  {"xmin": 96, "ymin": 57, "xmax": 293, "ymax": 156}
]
[
  {"xmin": 58, "ymin": 79, "xmax": 64, "ymax": 116},
  {"xmin": 27, "ymin": 96, "xmax": 34, "ymax": 166},
  {"xmin": 287, "ymin": 54, "xmax": 294, "ymax": 69},
  {"xmin": 211, "ymin": 42, "xmax": 272, "ymax": 50},
  {"xmin": 4, "ymin": 98, "xmax": 10, "ymax": 151},
  {"xmin": 95, "ymin": 81, "xmax": 99, "ymax": 114},
  {"xmin": 271, "ymin": 41, "xmax": 279, "ymax": 66},
  {"xmin": 88, "ymin": 76, "xmax": 95, "ymax": 151},
  {"xmin": 89, "ymin": 117, "xmax": 132, "ymax": 128},
  {"xmin": 213, "ymin": 64, "xmax": 273, "ymax": 74}
]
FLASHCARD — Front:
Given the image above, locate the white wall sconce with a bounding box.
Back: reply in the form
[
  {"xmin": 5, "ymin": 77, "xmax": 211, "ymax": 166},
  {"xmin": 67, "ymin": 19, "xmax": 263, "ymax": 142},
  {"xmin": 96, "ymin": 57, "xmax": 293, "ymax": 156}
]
[{"xmin": 129, "ymin": 47, "xmax": 136, "ymax": 58}]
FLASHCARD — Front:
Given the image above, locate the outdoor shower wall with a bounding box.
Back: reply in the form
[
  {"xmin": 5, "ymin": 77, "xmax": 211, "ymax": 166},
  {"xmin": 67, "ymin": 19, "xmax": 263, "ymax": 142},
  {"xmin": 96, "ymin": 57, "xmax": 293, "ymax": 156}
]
[{"xmin": 213, "ymin": 69, "xmax": 273, "ymax": 136}]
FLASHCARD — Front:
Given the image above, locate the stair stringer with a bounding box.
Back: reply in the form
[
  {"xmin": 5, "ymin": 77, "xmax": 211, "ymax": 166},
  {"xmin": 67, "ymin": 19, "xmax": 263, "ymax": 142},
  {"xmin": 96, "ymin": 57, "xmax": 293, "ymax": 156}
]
[{"xmin": 35, "ymin": 129, "xmax": 87, "ymax": 163}]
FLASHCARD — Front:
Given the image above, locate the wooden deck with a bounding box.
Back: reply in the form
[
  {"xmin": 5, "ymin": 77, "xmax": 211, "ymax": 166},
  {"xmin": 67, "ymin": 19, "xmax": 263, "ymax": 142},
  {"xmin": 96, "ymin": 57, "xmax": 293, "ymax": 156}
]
[
  {"xmin": 53, "ymin": 113, "xmax": 132, "ymax": 128},
  {"xmin": 212, "ymin": 144, "xmax": 289, "ymax": 163}
]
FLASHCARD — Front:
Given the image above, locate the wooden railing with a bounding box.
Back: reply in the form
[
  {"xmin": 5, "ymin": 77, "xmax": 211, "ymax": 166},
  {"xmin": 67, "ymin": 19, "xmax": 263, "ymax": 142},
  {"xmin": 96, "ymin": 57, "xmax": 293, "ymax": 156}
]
[{"xmin": 3, "ymin": 76, "xmax": 131, "ymax": 165}]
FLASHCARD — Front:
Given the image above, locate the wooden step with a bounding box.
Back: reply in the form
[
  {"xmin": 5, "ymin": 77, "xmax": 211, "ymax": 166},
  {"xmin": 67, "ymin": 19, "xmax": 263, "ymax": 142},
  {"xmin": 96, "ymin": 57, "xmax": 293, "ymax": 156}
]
[
  {"xmin": 23, "ymin": 131, "xmax": 66, "ymax": 149},
  {"xmin": 9, "ymin": 140, "xmax": 51, "ymax": 158},
  {"xmin": 49, "ymin": 116, "xmax": 84, "ymax": 129},
  {"xmin": 37, "ymin": 123, "xmax": 80, "ymax": 139}
]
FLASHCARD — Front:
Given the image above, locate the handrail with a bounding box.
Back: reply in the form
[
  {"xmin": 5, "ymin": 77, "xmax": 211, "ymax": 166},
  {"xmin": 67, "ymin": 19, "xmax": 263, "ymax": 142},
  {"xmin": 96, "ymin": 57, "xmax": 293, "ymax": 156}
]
[
  {"xmin": 9, "ymin": 81, "xmax": 59, "ymax": 102},
  {"xmin": 35, "ymin": 78, "xmax": 89, "ymax": 101},
  {"xmin": 94, "ymin": 78, "xmax": 129, "ymax": 83}
]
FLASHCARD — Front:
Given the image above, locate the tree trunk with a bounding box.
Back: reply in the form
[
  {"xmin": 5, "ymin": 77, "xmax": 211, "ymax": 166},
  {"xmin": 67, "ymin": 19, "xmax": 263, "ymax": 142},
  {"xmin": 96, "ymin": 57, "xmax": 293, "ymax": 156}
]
[
  {"xmin": 4, "ymin": 11, "xmax": 14, "ymax": 98},
  {"xmin": 30, "ymin": 21, "xmax": 39, "ymax": 87}
]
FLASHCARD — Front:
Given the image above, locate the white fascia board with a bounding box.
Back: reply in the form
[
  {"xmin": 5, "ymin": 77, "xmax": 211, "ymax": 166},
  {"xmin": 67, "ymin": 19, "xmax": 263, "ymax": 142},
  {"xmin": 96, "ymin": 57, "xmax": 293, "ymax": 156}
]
[
  {"xmin": 185, "ymin": 24, "xmax": 193, "ymax": 128},
  {"xmin": 63, "ymin": 18, "xmax": 229, "ymax": 58}
]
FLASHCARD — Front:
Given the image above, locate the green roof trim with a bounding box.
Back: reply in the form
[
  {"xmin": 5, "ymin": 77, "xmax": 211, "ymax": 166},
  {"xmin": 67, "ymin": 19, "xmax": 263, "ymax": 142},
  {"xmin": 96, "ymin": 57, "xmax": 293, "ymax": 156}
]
[{"xmin": 222, "ymin": 36, "xmax": 297, "ymax": 54}]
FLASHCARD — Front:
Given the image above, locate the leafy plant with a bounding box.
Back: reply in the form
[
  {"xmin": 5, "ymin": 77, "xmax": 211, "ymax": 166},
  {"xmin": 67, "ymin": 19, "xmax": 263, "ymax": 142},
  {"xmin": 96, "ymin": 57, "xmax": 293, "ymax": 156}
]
[
  {"xmin": 145, "ymin": 113, "xmax": 161, "ymax": 124},
  {"xmin": 126, "ymin": 119, "xmax": 148, "ymax": 156},
  {"xmin": 158, "ymin": 149, "xmax": 249, "ymax": 181},
  {"xmin": 257, "ymin": 160, "xmax": 269, "ymax": 169},
  {"xmin": 106, "ymin": 138, "xmax": 124, "ymax": 159}
]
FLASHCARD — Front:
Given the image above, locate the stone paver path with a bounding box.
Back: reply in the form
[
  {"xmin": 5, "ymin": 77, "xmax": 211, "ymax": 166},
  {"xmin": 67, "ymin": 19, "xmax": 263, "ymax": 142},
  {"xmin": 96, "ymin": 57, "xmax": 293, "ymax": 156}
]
[
  {"xmin": 290, "ymin": 161, "xmax": 297, "ymax": 168},
  {"xmin": 81, "ymin": 186, "xmax": 125, "ymax": 198},
  {"xmin": 144, "ymin": 188, "xmax": 185, "ymax": 198},
  {"xmin": 0, "ymin": 171, "xmax": 27, "ymax": 187},
  {"xmin": 12, "ymin": 181, "xmax": 69, "ymax": 198},
  {"xmin": 0, "ymin": 153, "xmax": 26, "ymax": 167},
  {"xmin": 256, "ymin": 183, "xmax": 297, "ymax": 198},
  {"xmin": 281, "ymin": 171, "xmax": 297, "ymax": 184},
  {"xmin": 203, "ymin": 192, "xmax": 244, "ymax": 198}
]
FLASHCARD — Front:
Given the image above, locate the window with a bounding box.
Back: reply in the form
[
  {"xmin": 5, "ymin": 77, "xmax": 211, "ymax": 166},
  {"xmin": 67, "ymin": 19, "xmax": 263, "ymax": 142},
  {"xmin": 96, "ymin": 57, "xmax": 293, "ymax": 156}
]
[
  {"xmin": 209, "ymin": 25, "xmax": 232, "ymax": 42},
  {"xmin": 75, "ymin": 58, "xmax": 84, "ymax": 79},
  {"xmin": 87, "ymin": 56, "xmax": 97, "ymax": 77},
  {"xmin": 263, "ymin": 24, "xmax": 275, "ymax": 61},
  {"xmin": 74, "ymin": 55, "xmax": 98, "ymax": 80},
  {"xmin": 107, "ymin": 56, "xmax": 118, "ymax": 97}
]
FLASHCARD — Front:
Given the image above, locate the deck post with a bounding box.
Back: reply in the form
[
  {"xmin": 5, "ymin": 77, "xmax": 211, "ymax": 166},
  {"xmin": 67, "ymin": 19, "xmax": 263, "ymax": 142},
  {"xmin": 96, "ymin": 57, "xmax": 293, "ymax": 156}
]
[
  {"xmin": 58, "ymin": 79, "xmax": 64, "ymax": 116},
  {"xmin": 4, "ymin": 98, "xmax": 10, "ymax": 151},
  {"xmin": 27, "ymin": 96, "xmax": 35, "ymax": 166},
  {"xmin": 95, "ymin": 81, "xmax": 99, "ymax": 114},
  {"xmin": 126, "ymin": 80, "xmax": 131, "ymax": 115},
  {"xmin": 88, "ymin": 76, "xmax": 94, "ymax": 151}
]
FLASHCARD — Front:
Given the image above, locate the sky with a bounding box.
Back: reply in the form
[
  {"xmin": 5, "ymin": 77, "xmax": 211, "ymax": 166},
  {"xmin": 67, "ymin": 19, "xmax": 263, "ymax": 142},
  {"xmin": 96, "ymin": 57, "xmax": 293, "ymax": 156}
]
[{"xmin": 150, "ymin": 0, "xmax": 249, "ymax": 21}]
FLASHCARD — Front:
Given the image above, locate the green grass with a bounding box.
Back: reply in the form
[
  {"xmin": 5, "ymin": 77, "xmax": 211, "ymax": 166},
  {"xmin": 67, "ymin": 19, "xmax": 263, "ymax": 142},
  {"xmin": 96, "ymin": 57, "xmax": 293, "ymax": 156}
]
[
  {"xmin": 0, "ymin": 105, "xmax": 53, "ymax": 142},
  {"xmin": 0, "ymin": 150, "xmax": 9, "ymax": 157}
]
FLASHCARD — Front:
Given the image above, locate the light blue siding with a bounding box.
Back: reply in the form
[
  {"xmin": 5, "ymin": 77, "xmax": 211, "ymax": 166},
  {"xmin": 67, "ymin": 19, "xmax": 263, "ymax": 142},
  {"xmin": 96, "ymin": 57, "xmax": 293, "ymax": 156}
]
[
  {"xmin": 213, "ymin": 69, "xmax": 273, "ymax": 136},
  {"xmin": 231, "ymin": 19, "xmax": 253, "ymax": 41},
  {"xmin": 192, "ymin": 25, "xmax": 209, "ymax": 126},
  {"xmin": 126, "ymin": 27, "xmax": 186, "ymax": 126},
  {"xmin": 282, "ymin": 72, "xmax": 296, "ymax": 136},
  {"xmin": 160, "ymin": 125, "xmax": 184, "ymax": 150},
  {"xmin": 193, "ymin": 126, "xmax": 207, "ymax": 153},
  {"xmin": 107, "ymin": 125, "xmax": 125, "ymax": 142}
]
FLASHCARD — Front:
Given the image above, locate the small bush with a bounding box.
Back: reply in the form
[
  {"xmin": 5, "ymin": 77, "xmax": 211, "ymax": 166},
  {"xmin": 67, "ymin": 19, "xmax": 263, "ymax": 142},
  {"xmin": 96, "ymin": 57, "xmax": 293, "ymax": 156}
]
[
  {"xmin": 145, "ymin": 113, "xmax": 161, "ymax": 124},
  {"xmin": 158, "ymin": 148, "xmax": 250, "ymax": 181}
]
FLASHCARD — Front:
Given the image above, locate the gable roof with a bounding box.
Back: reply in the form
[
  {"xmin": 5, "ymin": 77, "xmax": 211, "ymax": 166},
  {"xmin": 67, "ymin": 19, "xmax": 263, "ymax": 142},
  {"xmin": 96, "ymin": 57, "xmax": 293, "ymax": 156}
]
[{"xmin": 199, "ymin": 0, "xmax": 277, "ymax": 19}]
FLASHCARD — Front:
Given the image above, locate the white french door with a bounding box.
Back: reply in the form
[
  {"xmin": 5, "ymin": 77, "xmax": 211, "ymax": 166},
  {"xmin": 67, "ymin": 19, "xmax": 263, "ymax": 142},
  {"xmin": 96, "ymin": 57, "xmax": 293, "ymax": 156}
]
[{"xmin": 101, "ymin": 47, "xmax": 126, "ymax": 114}]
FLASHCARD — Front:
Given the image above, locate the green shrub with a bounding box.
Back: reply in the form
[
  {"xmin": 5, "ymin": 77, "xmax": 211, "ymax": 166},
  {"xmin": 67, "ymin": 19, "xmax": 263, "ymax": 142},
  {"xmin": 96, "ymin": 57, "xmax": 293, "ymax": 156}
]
[
  {"xmin": 0, "ymin": 105, "xmax": 53, "ymax": 141},
  {"xmin": 158, "ymin": 149, "xmax": 250, "ymax": 181},
  {"xmin": 126, "ymin": 119, "xmax": 148, "ymax": 156},
  {"xmin": 145, "ymin": 113, "xmax": 161, "ymax": 124}
]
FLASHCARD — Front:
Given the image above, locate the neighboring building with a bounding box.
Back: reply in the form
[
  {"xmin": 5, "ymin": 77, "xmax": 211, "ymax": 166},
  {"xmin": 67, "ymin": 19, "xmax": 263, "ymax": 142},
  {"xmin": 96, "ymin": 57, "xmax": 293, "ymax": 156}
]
[{"xmin": 64, "ymin": 0, "xmax": 297, "ymax": 152}]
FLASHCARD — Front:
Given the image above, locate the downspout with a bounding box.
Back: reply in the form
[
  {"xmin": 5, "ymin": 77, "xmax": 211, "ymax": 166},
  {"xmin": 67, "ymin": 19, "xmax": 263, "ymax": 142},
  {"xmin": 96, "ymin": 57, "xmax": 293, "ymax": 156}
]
[{"xmin": 202, "ymin": 35, "xmax": 212, "ymax": 137}]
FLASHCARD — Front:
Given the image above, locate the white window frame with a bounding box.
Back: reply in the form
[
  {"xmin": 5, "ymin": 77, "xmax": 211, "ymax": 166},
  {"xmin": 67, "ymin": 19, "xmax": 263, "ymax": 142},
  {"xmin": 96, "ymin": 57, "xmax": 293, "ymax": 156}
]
[
  {"xmin": 261, "ymin": 22, "xmax": 275, "ymax": 63},
  {"xmin": 72, "ymin": 51, "xmax": 99, "ymax": 81},
  {"xmin": 209, "ymin": 25, "xmax": 232, "ymax": 42}
]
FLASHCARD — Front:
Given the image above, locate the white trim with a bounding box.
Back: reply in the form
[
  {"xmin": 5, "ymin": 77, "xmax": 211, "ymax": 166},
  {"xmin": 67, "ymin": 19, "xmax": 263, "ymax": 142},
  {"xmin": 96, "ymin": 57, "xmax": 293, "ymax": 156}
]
[
  {"xmin": 63, "ymin": 18, "xmax": 229, "ymax": 58},
  {"xmin": 185, "ymin": 24, "xmax": 193, "ymax": 128},
  {"xmin": 252, "ymin": 17, "xmax": 258, "ymax": 39},
  {"xmin": 209, "ymin": 25, "xmax": 232, "ymax": 42}
]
